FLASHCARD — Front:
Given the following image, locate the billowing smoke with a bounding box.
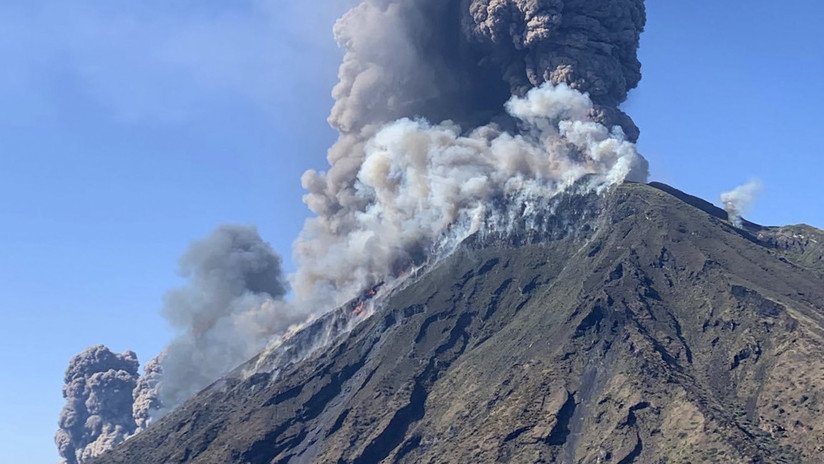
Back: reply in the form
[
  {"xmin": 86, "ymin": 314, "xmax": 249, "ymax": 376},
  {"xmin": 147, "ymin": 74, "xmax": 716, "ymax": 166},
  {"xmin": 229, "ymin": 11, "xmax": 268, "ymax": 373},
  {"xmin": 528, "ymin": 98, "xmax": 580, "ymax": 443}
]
[
  {"xmin": 55, "ymin": 346, "xmax": 139, "ymax": 464},
  {"xmin": 464, "ymin": 0, "xmax": 646, "ymax": 139},
  {"xmin": 154, "ymin": 225, "xmax": 302, "ymax": 411},
  {"xmin": 56, "ymin": 227, "xmax": 299, "ymax": 455},
  {"xmin": 132, "ymin": 356, "xmax": 162, "ymax": 433},
  {"xmin": 295, "ymin": 0, "xmax": 647, "ymax": 308},
  {"xmin": 721, "ymin": 180, "xmax": 763, "ymax": 227},
  {"xmin": 322, "ymin": 0, "xmax": 644, "ymax": 141},
  {"xmin": 295, "ymin": 83, "xmax": 647, "ymax": 308},
  {"xmin": 59, "ymin": 0, "xmax": 649, "ymax": 450}
]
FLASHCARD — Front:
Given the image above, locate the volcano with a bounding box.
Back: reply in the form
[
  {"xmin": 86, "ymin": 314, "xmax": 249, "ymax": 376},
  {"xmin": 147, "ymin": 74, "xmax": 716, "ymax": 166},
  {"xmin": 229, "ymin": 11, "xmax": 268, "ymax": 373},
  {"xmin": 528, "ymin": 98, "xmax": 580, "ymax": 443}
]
[{"xmin": 93, "ymin": 182, "xmax": 824, "ymax": 463}]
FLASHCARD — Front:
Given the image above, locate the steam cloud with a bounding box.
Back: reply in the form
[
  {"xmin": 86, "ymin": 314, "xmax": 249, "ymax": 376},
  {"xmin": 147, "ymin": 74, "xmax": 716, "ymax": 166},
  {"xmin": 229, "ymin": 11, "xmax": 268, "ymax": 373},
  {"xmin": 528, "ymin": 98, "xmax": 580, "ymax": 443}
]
[
  {"xmin": 721, "ymin": 180, "xmax": 763, "ymax": 228},
  {"xmin": 58, "ymin": 0, "xmax": 649, "ymax": 454},
  {"xmin": 56, "ymin": 346, "xmax": 139, "ymax": 464}
]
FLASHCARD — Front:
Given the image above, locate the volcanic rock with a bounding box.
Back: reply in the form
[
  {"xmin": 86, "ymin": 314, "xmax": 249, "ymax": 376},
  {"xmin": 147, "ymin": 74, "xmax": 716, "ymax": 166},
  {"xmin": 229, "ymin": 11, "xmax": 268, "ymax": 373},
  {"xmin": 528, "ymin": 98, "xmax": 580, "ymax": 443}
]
[{"xmin": 95, "ymin": 183, "xmax": 824, "ymax": 463}]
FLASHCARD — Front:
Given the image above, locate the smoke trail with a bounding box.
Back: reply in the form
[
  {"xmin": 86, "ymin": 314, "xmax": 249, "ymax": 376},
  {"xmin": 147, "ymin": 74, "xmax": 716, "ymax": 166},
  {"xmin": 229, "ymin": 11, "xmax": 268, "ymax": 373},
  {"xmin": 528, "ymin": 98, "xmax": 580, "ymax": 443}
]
[
  {"xmin": 55, "ymin": 346, "xmax": 139, "ymax": 464},
  {"xmin": 721, "ymin": 180, "xmax": 763, "ymax": 228}
]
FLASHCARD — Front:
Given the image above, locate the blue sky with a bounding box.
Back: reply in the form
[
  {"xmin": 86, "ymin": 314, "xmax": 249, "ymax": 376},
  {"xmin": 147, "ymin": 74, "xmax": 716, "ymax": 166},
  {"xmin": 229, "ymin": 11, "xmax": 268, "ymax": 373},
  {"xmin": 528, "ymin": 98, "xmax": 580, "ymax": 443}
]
[{"xmin": 0, "ymin": 1, "xmax": 822, "ymax": 462}]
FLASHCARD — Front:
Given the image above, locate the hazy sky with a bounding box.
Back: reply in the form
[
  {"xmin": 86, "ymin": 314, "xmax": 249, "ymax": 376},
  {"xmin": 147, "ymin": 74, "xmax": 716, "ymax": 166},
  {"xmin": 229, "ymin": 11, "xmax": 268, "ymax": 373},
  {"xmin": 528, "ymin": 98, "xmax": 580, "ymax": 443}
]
[{"xmin": 1, "ymin": 1, "xmax": 822, "ymax": 462}]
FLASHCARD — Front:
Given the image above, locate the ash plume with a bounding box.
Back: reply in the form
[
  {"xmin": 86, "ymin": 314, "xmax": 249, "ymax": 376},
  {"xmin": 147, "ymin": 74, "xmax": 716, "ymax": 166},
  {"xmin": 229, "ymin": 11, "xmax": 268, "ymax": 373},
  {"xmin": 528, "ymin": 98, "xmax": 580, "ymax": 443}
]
[
  {"xmin": 55, "ymin": 346, "xmax": 139, "ymax": 464},
  {"xmin": 295, "ymin": 0, "xmax": 647, "ymax": 310},
  {"xmin": 721, "ymin": 180, "xmax": 763, "ymax": 227},
  {"xmin": 154, "ymin": 225, "xmax": 302, "ymax": 411},
  {"xmin": 57, "ymin": 226, "xmax": 303, "ymax": 445},
  {"xmin": 132, "ymin": 356, "xmax": 162, "ymax": 433},
  {"xmin": 58, "ymin": 0, "xmax": 650, "ymax": 449},
  {"xmin": 464, "ymin": 0, "xmax": 646, "ymax": 139}
]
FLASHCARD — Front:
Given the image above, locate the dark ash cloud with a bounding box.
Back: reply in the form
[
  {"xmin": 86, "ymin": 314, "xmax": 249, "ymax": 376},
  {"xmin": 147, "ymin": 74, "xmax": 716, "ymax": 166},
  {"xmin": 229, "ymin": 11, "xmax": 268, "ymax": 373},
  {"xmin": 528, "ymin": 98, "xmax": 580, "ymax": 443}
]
[{"xmin": 56, "ymin": 346, "xmax": 139, "ymax": 464}]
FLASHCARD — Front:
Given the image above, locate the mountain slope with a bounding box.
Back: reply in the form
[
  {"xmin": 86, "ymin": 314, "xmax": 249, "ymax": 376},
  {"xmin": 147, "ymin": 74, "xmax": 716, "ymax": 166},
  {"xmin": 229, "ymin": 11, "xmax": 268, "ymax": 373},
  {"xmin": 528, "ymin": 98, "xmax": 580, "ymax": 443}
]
[{"xmin": 96, "ymin": 183, "xmax": 824, "ymax": 463}]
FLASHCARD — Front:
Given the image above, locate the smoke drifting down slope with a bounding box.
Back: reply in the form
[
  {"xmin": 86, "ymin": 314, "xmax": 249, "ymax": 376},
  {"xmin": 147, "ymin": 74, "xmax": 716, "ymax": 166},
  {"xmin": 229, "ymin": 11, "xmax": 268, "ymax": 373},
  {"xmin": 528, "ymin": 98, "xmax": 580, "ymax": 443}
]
[{"xmin": 58, "ymin": 1, "xmax": 648, "ymax": 460}]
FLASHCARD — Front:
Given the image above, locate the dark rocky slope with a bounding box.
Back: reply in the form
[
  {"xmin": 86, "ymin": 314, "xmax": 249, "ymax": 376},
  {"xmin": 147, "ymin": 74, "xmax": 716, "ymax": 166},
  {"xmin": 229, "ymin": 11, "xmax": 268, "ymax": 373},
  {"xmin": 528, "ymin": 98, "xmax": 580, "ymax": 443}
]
[{"xmin": 96, "ymin": 183, "xmax": 824, "ymax": 463}]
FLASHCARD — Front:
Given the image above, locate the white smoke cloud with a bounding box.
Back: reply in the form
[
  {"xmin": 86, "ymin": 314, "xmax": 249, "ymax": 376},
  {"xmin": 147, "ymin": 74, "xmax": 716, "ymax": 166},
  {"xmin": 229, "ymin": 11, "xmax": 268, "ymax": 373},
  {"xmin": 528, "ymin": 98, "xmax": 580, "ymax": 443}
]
[
  {"xmin": 721, "ymin": 180, "xmax": 763, "ymax": 228},
  {"xmin": 292, "ymin": 83, "xmax": 647, "ymax": 311}
]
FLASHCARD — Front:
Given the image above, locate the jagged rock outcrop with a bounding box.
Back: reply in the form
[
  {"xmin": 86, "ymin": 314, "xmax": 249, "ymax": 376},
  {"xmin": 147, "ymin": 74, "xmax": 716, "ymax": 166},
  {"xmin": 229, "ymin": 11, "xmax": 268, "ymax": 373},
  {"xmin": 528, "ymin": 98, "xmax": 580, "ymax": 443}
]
[{"xmin": 95, "ymin": 183, "xmax": 824, "ymax": 463}]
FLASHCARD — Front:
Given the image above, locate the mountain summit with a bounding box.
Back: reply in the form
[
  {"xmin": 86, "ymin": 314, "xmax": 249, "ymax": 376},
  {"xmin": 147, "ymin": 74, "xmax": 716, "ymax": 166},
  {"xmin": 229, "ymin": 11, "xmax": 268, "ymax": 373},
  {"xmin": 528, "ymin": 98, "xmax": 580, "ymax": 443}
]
[{"xmin": 94, "ymin": 182, "xmax": 824, "ymax": 463}]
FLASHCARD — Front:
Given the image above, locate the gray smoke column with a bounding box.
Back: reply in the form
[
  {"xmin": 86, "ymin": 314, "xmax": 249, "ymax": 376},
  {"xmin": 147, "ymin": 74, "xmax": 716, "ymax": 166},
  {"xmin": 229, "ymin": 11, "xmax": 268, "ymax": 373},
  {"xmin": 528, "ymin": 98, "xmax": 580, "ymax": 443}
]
[
  {"xmin": 154, "ymin": 225, "xmax": 301, "ymax": 411},
  {"xmin": 55, "ymin": 345, "xmax": 139, "ymax": 464},
  {"xmin": 295, "ymin": 0, "xmax": 647, "ymax": 310}
]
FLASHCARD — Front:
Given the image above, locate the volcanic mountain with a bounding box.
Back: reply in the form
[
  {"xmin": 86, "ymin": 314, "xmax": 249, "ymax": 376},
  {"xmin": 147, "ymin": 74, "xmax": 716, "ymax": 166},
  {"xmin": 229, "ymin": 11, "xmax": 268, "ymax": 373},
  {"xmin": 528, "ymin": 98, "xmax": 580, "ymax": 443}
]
[{"xmin": 94, "ymin": 182, "xmax": 824, "ymax": 463}]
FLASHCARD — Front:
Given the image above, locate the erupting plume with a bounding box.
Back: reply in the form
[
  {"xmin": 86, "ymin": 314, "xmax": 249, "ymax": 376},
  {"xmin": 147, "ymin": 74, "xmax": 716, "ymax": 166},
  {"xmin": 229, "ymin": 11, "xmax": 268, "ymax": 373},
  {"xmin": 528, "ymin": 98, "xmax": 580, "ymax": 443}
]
[
  {"xmin": 721, "ymin": 180, "xmax": 763, "ymax": 228},
  {"xmin": 55, "ymin": 346, "xmax": 140, "ymax": 464},
  {"xmin": 58, "ymin": 0, "xmax": 650, "ymax": 451},
  {"xmin": 295, "ymin": 0, "xmax": 647, "ymax": 309}
]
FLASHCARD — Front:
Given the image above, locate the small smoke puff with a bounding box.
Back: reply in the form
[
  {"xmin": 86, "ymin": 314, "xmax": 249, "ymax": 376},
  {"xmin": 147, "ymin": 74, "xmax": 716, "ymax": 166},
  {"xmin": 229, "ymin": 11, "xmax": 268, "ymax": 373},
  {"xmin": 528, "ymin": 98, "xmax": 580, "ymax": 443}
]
[
  {"xmin": 721, "ymin": 180, "xmax": 763, "ymax": 227},
  {"xmin": 162, "ymin": 224, "xmax": 288, "ymax": 329}
]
